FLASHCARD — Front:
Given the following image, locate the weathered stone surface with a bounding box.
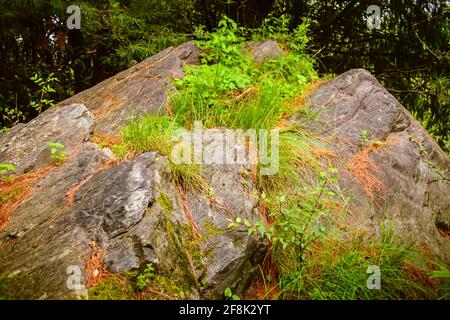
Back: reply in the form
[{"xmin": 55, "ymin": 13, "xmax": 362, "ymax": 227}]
[
  {"xmin": 0, "ymin": 142, "xmax": 114, "ymax": 299},
  {"xmin": 248, "ymin": 40, "xmax": 285, "ymax": 63},
  {"xmin": 0, "ymin": 139, "xmax": 265, "ymax": 299},
  {"xmin": 304, "ymin": 68, "xmax": 450, "ymax": 263},
  {"xmin": 184, "ymin": 128, "xmax": 266, "ymax": 298},
  {"xmin": 0, "ymin": 41, "xmax": 267, "ymax": 300},
  {"xmin": 96, "ymin": 130, "xmax": 266, "ymax": 298},
  {"xmin": 0, "ymin": 104, "xmax": 95, "ymax": 175},
  {"xmin": 58, "ymin": 41, "xmax": 202, "ymax": 135}
]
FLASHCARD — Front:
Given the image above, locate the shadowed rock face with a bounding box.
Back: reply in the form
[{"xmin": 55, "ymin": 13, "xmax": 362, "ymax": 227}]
[
  {"xmin": 0, "ymin": 143, "xmax": 265, "ymax": 299},
  {"xmin": 0, "ymin": 43, "xmax": 448, "ymax": 299},
  {"xmin": 0, "ymin": 41, "xmax": 268, "ymax": 299},
  {"xmin": 305, "ymin": 69, "xmax": 450, "ymax": 264}
]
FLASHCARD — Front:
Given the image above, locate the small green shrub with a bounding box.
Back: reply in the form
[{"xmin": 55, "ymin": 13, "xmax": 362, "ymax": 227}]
[
  {"xmin": 1, "ymin": 105, "xmax": 25, "ymax": 128},
  {"xmin": 47, "ymin": 142, "xmax": 67, "ymax": 166},
  {"xmin": 231, "ymin": 168, "xmax": 337, "ymax": 265},
  {"xmin": 136, "ymin": 263, "xmax": 155, "ymax": 290},
  {"xmin": 224, "ymin": 287, "xmax": 240, "ymax": 300},
  {"xmin": 251, "ymin": 14, "xmax": 312, "ymax": 54},
  {"xmin": 256, "ymin": 54, "xmax": 318, "ymax": 99},
  {"xmin": 195, "ymin": 16, "xmax": 249, "ymax": 68},
  {"xmin": 30, "ymin": 73, "xmax": 58, "ymax": 114},
  {"xmin": 0, "ymin": 163, "xmax": 15, "ymax": 181},
  {"xmin": 175, "ymin": 63, "xmax": 253, "ymax": 108}
]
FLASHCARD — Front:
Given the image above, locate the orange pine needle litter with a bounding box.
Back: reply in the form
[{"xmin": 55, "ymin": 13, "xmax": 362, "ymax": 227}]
[
  {"xmin": 84, "ymin": 241, "xmax": 111, "ymax": 289},
  {"xmin": 346, "ymin": 145, "xmax": 385, "ymax": 204},
  {"xmin": 176, "ymin": 184, "xmax": 201, "ymax": 239},
  {"xmin": 0, "ymin": 166, "xmax": 53, "ymax": 232}
]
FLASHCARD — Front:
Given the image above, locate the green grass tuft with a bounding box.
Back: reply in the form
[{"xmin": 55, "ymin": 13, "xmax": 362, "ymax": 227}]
[
  {"xmin": 278, "ymin": 230, "xmax": 441, "ymax": 300},
  {"xmin": 120, "ymin": 114, "xmax": 178, "ymax": 156}
]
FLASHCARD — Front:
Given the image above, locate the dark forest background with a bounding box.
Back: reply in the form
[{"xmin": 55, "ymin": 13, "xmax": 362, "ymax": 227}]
[{"xmin": 0, "ymin": 0, "xmax": 449, "ymax": 151}]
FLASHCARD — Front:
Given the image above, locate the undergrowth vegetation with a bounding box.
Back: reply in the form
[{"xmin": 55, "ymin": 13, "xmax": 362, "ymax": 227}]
[
  {"xmin": 92, "ymin": 16, "xmax": 449, "ymax": 300},
  {"xmin": 274, "ymin": 230, "xmax": 442, "ymax": 300}
]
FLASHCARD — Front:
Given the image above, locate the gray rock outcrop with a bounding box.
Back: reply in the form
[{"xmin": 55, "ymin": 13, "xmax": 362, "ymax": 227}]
[
  {"xmin": 0, "ymin": 43, "xmax": 448, "ymax": 300},
  {"xmin": 304, "ymin": 69, "xmax": 450, "ymax": 264},
  {"xmin": 0, "ymin": 42, "xmax": 266, "ymax": 299}
]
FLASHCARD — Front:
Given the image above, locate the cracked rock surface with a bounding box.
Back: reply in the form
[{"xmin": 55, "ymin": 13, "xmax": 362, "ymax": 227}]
[
  {"xmin": 0, "ymin": 41, "xmax": 266, "ymax": 299},
  {"xmin": 304, "ymin": 69, "xmax": 450, "ymax": 264}
]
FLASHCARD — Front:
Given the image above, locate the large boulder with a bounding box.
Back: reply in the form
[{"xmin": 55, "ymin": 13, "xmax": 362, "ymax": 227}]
[
  {"xmin": 304, "ymin": 69, "xmax": 450, "ymax": 264},
  {"xmin": 0, "ymin": 42, "xmax": 266, "ymax": 299},
  {"xmin": 0, "ymin": 116, "xmax": 266, "ymax": 299},
  {"xmin": 1, "ymin": 43, "xmax": 449, "ymax": 300}
]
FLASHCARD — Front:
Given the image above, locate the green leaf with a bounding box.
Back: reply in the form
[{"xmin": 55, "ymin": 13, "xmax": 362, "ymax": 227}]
[
  {"xmin": 430, "ymin": 270, "xmax": 450, "ymax": 278},
  {"xmin": 47, "ymin": 142, "xmax": 64, "ymax": 149},
  {"xmin": 224, "ymin": 287, "xmax": 232, "ymax": 297},
  {"xmin": 0, "ymin": 163, "xmax": 15, "ymax": 172}
]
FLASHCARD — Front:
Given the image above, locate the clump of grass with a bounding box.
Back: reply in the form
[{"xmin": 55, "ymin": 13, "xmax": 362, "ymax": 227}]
[
  {"xmin": 230, "ymin": 81, "xmax": 285, "ymax": 130},
  {"xmin": 259, "ymin": 130, "xmax": 322, "ymax": 194},
  {"xmin": 120, "ymin": 114, "xmax": 178, "ymax": 156},
  {"xmin": 169, "ymin": 162, "xmax": 206, "ymax": 192},
  {"xmin": 171, "ymin": 79, "xmax": 285, "ymax": 131},
  {"xmin": 117, "ymin": 114, "xmax": 206, "ymax": 192},
  {"xmin": 430, "ymin": 264, "xmax": 450, "ymax": 299},
  {"xmin": 279, "ymin": 230, "xmax": 441, "ymax": 300},
  {"xmin": 170, "ymin": 88, "xmax": 230, "ymax": 130}
]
